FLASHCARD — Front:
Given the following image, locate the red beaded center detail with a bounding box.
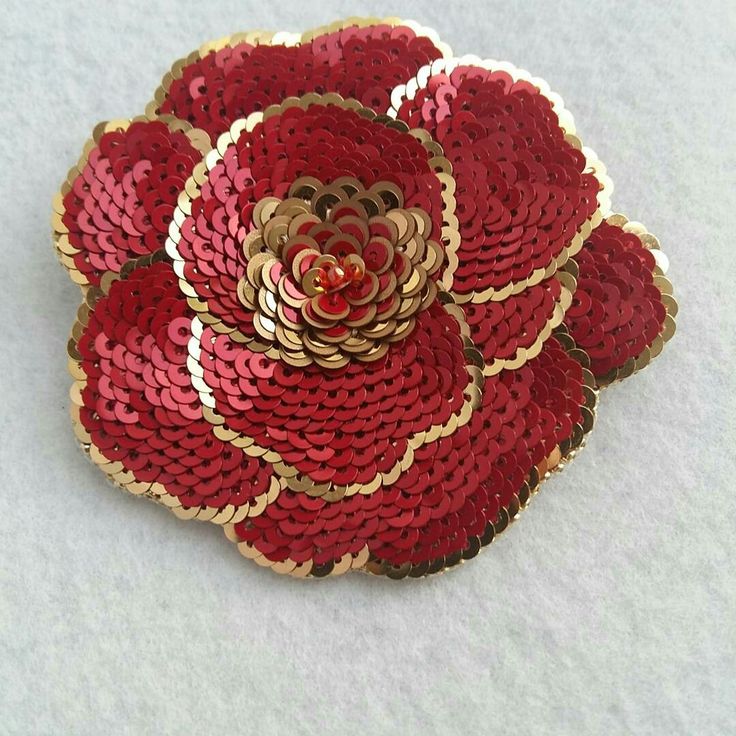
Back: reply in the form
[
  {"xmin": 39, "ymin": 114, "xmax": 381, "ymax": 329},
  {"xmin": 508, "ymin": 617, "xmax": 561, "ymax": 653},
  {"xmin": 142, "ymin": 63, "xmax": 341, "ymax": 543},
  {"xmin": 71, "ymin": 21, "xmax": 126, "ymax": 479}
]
[{"xmin": 310, "ymin": 254, "xmax": 366, "ymax": 294}]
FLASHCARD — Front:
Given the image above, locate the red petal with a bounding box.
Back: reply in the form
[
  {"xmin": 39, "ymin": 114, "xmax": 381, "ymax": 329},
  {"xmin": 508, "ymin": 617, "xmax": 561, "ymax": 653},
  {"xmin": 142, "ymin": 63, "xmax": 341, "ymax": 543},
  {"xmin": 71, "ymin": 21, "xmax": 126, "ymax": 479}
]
[
  {"xmin": 394, "ymin": 64, "xmax": 600, "ymax": 297},
  {"xmin": 461, "ymin": 273, "xmax": 571, "ymax": 370},
  {"xmin": 54, "ymin": 120, "xmax": 204, "ymax": 287},
  {"xmin": 73, "ymin": 259, "xmax": 271, "ymax": 509},
  {"xmin": 564, "ymin": 219, "xmax": 674, "ymax": 383},
  {"xmin": 156, "ymin": 23, "xmax": 443, "ymax": 143}
]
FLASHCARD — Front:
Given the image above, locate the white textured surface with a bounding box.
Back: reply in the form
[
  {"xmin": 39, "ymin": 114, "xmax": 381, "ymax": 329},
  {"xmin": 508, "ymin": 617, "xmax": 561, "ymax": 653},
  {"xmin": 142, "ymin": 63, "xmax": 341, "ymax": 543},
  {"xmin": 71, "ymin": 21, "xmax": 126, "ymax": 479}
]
[{"xmin": 1, "ymin": 1, "xmax": 735, "ymax": 734}]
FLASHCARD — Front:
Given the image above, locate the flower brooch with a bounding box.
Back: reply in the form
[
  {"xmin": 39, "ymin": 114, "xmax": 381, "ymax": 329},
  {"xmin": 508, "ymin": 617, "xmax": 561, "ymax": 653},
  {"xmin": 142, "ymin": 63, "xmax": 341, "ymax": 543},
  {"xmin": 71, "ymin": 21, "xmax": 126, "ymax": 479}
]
[{"xmin": 54, "ymin": 18, "xmax": 676, "ymax": 578}]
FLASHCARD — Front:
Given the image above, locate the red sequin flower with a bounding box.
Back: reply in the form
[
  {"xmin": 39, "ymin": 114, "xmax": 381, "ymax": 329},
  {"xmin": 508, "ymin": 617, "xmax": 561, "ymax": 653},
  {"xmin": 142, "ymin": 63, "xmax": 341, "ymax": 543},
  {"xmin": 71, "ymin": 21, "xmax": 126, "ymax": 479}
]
[{"xmin": 54, "ymin": 18, "xmax": 676, "ymax": 577}]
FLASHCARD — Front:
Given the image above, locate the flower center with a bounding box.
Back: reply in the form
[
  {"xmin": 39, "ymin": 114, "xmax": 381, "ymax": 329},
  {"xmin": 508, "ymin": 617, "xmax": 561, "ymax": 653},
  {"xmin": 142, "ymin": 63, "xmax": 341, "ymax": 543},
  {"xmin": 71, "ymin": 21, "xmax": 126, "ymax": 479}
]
[
  {"xmin": 235, "ymin": 177, "xmax": 444, "ymax": 368},
  {"xmin": 308, "ymin": 255, "xmax": 367, "ymax": 295}
]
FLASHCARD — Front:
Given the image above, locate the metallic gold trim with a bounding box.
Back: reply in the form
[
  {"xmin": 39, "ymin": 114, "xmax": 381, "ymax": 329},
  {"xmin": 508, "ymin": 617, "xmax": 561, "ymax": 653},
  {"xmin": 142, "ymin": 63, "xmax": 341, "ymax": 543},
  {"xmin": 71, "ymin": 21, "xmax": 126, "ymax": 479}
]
[
  {"xmin": 226, "ymin": 531, "xmax": 370, "ymax": 578},
  {"xmin": 594, "ymin": 214, "xmax": 677, "ymax": 387},
  {"xmin": 386, "ymin": 56, "xmax": 614, "ymax": 304},
  {"xmin": 67, "ymin": 251, "xmax": 283, "ymax": 524},
  {"xmin": 145, "ymin": 17, "xmax": 452, "ymax": 120},
  {"xmin": 52, "ymin": 115, "xmax": 210, "ymax": 291}
]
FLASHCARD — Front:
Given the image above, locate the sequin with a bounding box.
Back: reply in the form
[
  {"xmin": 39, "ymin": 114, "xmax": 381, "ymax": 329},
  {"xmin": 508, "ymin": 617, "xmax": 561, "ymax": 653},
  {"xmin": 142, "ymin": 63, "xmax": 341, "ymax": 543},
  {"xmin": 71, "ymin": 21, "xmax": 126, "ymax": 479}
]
[
  {"xmin": 53, "ymin": 119, "xmax": 207, "ymax": 287},
  {"xmin": 54, "ymin": 18, "xmax": 675, "ymax": 578},
  {"xmin": 154, "ymin": 24, "xmax": 443, "ymax": 143},
  {"xmin": 564, "ymin": 218, "xmax": 674, "ymax": 384}
]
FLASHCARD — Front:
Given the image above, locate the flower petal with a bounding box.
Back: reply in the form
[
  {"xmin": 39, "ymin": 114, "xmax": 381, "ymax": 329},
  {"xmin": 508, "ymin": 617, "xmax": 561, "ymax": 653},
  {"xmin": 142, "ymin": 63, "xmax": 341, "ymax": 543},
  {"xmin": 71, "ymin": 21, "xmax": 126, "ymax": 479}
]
[
  {"xmin": 564, "ymin": 215, "xmax": 676, "ymax": 385},
  {"xmin": 229, "ymin": 332, "xmax": 595, "ymax": 575},
  {"xmin": 390, "ymin": 59, "xmax": 609, "ymax": 301},
  {"xmin": 461, "ymin": 270, "xmax": 575, "ymax": 375},
  {"xmin": 68, "ymin": 256, "xmax": 277, "ymax": 521},
  {"xmin": 149, "ymin": 18, "xmax": 450, "ymax": 143},
  {"xmin": 53, "ymin": 118, "xmax": 208, "ymax": 288},
  {"xmin": 194, "ymin": 301, "xmax": 479, "ymax": 495}
]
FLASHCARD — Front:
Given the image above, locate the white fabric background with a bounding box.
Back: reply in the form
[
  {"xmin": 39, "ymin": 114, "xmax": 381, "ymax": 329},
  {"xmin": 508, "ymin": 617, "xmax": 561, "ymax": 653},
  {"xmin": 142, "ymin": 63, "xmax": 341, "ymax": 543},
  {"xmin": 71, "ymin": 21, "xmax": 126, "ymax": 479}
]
[{"xmin": 1, "ymin": 1, "xmax": 734, "ymax": 734}]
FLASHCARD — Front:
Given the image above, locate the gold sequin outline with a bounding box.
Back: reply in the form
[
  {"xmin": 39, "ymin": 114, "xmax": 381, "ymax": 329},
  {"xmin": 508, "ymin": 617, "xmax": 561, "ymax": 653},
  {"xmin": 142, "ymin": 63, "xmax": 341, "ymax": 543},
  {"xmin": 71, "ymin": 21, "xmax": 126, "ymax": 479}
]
[
  {"xmin": 52, "ymin": 116, "xmax": 211, "ymax": 291},
  {"xmin": 67, "ymin": 250, "xmax": 285, "ymax": 526},
  {"xmin": 386, "ymin": 55, "xmax": 614, "ymax": 304},
  {"xmin": 145, "ymin": 17, "xmax": 453, "ymax": 120},
  {"xmin": 591, "ymin": 214, "xmax": 677, "ymax": 387},
  {"xmin": 223, "ymin": 526, "xmax": 371, "ymax": 578}
]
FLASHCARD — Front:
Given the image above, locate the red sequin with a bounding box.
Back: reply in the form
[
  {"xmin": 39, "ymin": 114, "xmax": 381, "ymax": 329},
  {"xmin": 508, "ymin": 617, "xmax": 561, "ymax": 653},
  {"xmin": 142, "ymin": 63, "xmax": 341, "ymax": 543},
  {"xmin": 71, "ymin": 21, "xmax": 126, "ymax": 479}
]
[
  {"xmin": 62, "ymin": 121, "xmax": 202, "ymax": 286},
  {"xmin": 564, "ymin": 221, "xmax": 667, "ymax": 377},
  {"xmin": 157, "ymin": 25, "xmax": 442, "ymax": 143},
  {"xmin": 76, "ymin": 261, "xmax": 271, "ymax": 507}
]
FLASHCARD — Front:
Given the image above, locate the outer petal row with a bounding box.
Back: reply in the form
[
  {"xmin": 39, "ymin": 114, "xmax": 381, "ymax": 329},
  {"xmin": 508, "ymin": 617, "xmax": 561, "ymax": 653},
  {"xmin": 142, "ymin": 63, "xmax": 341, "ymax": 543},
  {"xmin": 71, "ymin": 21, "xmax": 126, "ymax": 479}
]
[
  {"xmin": 387, "ymin": 55, "xmax": 675, "ymax": 385},
  {"xmin": 53, "ymin": 117, "xmax": 210, "ymax": 288},
  {"xmin": 147, "ymin": 17, "xmax": 451, "ymax": 143},
  {"xmin": 563, "ymin": 215, "xmax": 676, "ymax": 384}
]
